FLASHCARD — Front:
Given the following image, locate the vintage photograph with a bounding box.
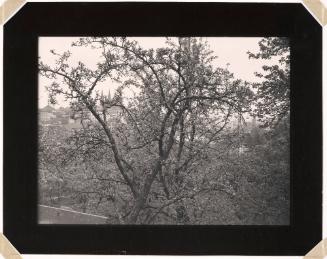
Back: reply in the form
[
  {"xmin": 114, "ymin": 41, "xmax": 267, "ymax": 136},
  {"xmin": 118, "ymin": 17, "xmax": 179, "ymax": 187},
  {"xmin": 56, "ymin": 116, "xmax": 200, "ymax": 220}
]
[{"xmin": 38, "ymin": 37, "xmax": 290, "ymax": 225}]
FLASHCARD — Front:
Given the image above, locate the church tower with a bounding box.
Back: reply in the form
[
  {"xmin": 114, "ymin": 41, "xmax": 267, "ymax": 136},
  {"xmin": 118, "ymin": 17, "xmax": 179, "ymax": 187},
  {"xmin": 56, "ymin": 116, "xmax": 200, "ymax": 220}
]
[{"xmin": 108, "ymin": 89, "xmax": 111, "ymax": 101}]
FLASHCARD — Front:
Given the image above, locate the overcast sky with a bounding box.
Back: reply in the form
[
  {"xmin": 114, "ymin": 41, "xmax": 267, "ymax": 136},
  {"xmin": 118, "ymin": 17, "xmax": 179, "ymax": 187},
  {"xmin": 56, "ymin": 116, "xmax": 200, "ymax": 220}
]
[{"xmin": 39, "ymin": 37, "xmax": 278, "ymax": 108}]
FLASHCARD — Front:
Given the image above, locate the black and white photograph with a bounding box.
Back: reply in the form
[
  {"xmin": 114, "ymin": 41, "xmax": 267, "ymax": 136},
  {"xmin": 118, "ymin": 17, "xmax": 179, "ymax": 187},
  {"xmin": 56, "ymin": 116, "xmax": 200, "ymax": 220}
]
[{"xmin": 37, "ymin": 36, "xmax": 290, "ymax": 225}]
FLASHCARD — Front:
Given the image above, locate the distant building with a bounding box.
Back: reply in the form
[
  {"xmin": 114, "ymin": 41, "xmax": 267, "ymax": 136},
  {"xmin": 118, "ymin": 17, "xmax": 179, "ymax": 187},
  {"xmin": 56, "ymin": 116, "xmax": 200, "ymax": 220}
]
[
  {"xmin": 39, "ymin": 90, "xmax": 123, "ymax": 129},
  {"xmin": 39, "ymin": 105, "xmax": 56, "ymax": 122}
]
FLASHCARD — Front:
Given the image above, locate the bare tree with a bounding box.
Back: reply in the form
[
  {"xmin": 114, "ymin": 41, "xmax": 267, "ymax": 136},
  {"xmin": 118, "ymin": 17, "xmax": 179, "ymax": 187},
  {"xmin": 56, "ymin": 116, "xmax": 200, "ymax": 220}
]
[{"xmin": 39, "ymin": 37, "xmax": 252, "ymax": 224}]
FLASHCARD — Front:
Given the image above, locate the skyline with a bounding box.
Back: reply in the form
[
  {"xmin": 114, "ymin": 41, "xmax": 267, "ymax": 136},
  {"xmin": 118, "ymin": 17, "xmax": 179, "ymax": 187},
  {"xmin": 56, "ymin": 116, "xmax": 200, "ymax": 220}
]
[{"xmin": 39, "ymin": 37, "xmax": 279, "ymax": 108}]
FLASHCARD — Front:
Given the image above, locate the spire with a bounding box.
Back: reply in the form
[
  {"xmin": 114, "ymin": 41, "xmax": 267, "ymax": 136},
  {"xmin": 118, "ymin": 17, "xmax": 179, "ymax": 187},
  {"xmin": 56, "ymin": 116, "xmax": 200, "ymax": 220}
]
[{"xmin": 108, "ymin": 89, "xmax": 111, "ymax": 101}]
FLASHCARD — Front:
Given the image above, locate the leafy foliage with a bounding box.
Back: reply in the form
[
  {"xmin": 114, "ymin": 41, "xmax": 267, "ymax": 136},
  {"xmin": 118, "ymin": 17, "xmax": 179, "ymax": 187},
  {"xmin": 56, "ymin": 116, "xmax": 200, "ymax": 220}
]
[
  {"xmin": 39, "ymin": 37, "xmax": 290, "ymax": 225},
  {"xmin": 248, "ymin": 37, "xmax": 290, "ymax": 127}
]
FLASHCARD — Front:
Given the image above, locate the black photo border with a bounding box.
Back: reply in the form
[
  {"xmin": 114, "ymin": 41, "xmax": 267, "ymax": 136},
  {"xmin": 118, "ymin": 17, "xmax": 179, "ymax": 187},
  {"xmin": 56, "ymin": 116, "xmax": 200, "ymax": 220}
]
[{"xmin": 3, "ymin": 2, "xmax": 322, "ymax": 255}]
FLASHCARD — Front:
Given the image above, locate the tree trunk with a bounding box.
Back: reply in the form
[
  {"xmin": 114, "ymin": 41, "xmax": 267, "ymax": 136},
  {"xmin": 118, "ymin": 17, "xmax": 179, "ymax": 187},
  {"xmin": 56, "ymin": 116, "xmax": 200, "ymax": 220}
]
[
  {"xmin": 127, "ymin": 159, "xmax": 163, "ymax": 223},
  {"xmin": 127, "ymin": 196, "xmax": 146, "ymax": 224}
]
